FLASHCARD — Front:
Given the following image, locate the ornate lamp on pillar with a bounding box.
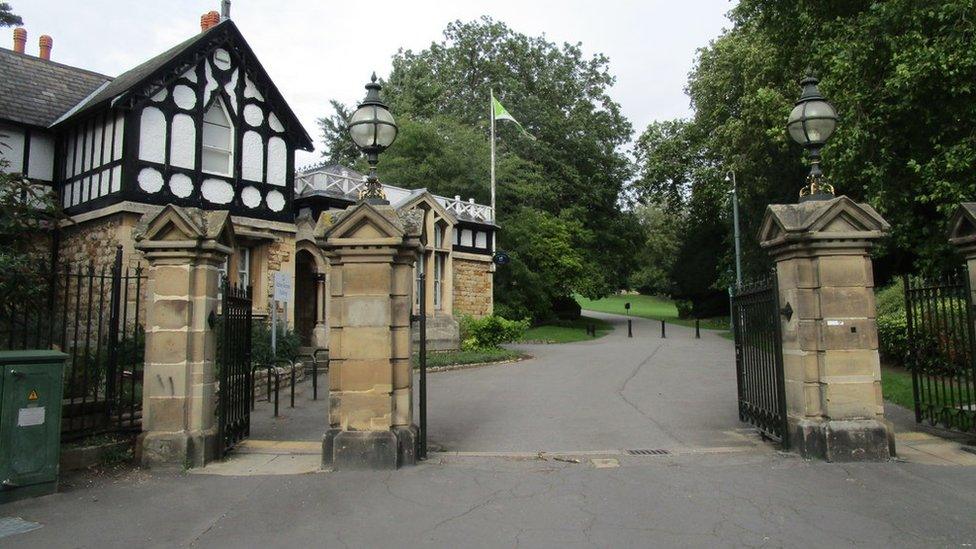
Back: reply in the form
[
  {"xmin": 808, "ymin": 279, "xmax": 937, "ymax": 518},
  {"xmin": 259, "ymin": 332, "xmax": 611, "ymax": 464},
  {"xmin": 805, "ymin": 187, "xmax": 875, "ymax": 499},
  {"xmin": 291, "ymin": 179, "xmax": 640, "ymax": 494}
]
[
  {"xmin": 786, "ymin": 73, "xmax": 839, "ymax": 202},
  {"xmin": 347, "ymin": 73, "xmax": 399, "ymax": 204},
  {"xmin": 755, "ymin": 73, "xmax": 894, "ymax": 461}
]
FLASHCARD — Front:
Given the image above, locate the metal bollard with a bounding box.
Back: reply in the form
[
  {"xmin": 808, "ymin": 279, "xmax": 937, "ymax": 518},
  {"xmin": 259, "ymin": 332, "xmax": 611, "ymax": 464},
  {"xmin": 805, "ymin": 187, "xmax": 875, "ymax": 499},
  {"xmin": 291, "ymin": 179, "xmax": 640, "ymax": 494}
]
[
  {"xmin": 661, "ymin": 320, "xmax": 666, "ymax": 338},
  {"xmin": 274, "ymin": 359, "xmax": 296, "ymax": 409},
  {"xmin": 627, "ymin": 319, "xmax": 633, "ymax": 338},
  {"xmin": 695, "ymin": 319, "xmax": 701, "ymax": 339},
  {"xmin": 273, "ymin": 369, "xmax": 280, "ymax": 417}
]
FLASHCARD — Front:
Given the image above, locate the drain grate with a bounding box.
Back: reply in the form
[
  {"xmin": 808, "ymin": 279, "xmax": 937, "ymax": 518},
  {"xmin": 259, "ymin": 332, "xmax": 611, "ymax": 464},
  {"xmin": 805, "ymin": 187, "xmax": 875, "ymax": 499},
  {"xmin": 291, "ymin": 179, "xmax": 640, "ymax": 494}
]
[{"xmin": 626, "ymin": 449, "xmax": 670, "ymax": 456}]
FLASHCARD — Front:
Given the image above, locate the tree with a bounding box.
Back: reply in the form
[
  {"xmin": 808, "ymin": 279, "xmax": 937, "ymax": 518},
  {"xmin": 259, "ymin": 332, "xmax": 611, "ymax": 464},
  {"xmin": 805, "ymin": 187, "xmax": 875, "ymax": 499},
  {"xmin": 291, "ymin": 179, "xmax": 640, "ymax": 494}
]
[
  {"xmin": 635, "ymin": 0, "xmax": 976, "ymax": 306},
  {"xmin": 0, "ymin": 3, "xmax": 22, "ymax": 28},
  {"xmin": 316, "ymin": 100, "xmax": 359, "ymax": 166},
  {"xmin": 379, "ymin": 17, "xmax": 637, "ymax": 318},
  {"xmin": 628, "ymin": 203, "xmax": 679, "ymax": 296},
  {"xmin": 317, "ymin": 17, "xmax": 638, "ymax": 319}
]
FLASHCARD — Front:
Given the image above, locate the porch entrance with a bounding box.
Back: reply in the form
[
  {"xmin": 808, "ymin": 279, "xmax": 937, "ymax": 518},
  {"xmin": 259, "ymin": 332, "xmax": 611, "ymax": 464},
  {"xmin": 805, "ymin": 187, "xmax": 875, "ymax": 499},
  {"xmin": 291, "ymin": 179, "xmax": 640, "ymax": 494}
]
[{"xmin": 294, "ymin": 250, "xmax": 317, "ymax": 347}]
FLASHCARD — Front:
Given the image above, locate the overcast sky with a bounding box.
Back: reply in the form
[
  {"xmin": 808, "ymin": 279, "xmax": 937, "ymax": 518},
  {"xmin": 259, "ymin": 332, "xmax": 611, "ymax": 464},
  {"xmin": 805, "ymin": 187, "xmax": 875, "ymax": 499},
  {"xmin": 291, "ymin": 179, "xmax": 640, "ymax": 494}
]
[{"xmin": 12, "ymin": 0, "xmax": 732, "ymax": 167}]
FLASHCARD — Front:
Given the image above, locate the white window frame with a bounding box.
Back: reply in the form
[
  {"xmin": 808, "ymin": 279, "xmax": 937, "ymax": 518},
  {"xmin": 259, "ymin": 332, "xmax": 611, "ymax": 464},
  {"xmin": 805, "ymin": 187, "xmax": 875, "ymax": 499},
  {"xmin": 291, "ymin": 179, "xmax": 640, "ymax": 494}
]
[
  {"xmin": 202, "ymin": 98, "xmax": 234, "ymax": 177},
  {"xmin": 434, "ymin": 253, "xmax": 444, "ymax": 309},
  {"xmin": 237, "ymin": 248, "xmax": 251, "ymax": 288}
]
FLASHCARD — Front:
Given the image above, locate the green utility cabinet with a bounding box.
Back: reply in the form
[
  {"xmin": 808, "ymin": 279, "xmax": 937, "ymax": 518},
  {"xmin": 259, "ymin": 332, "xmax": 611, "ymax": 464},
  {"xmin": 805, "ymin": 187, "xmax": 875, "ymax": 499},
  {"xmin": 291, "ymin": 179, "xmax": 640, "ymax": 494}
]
[{"xmin": 0, "ymin": 350, "xmax": 67, "ymax": 504}]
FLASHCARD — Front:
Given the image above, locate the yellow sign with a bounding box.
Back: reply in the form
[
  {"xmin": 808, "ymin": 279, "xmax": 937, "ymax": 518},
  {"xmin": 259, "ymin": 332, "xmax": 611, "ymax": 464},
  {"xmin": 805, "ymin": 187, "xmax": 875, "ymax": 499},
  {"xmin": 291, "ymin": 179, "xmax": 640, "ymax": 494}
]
[{"xmin": 27, "ymin": 389, "xmax": 38, "ymax": 401}]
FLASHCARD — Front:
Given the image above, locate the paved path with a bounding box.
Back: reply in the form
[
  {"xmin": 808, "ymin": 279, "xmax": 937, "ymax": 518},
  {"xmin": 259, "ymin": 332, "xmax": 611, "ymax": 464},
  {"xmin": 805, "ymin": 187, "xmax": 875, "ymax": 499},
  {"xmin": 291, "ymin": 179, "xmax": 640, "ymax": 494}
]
[{"xmin": 426, "ymin": 312, "xmax": 753, "ymax": 454}]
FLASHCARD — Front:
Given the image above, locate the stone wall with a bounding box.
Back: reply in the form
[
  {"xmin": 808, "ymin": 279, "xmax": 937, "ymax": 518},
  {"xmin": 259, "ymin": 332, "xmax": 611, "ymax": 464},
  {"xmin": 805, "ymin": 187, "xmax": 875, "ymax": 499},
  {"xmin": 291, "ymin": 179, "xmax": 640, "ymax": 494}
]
[
  {"xmin": 59, "ymin": 211, "xmax": 145, "ymax": 269},
  {"xmin": 452, "ymin": 255, "xmax": 493, "ymax": 317}
]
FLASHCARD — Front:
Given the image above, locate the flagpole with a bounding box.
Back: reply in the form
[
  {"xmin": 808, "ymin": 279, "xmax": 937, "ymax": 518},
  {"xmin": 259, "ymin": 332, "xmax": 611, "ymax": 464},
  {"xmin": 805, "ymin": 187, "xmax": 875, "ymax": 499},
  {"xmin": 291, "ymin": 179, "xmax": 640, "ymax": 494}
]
[
  {"xmin": 490, "ymin": 88, "xmax": 497, "ymax": 252},
  {"xmin": 490, "ymin": 89, "xmax": 496, "ymax": 222}
]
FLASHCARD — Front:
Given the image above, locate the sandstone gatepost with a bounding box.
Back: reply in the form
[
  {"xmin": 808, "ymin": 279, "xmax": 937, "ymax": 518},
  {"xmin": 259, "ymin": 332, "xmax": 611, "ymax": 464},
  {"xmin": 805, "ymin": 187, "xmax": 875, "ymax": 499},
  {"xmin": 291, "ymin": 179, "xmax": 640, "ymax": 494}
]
[
  {"xmin": 318, "ymin": 203, "xmax": 423, "ymax": 470},
  {"xmin": 133, "ymin": 205, "xmax": 233, "ymax": 468},
  {"xmin": 758, "ymin": 196, "xmax": 894, "ymax": 461}
]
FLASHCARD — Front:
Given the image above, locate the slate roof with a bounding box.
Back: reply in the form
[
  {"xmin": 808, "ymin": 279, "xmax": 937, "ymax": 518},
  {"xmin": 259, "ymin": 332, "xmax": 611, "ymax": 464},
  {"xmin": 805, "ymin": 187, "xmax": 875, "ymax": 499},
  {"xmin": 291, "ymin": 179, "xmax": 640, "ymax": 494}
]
[{"xmin": 0, "ymin": 47, "xmax": 111, "ymax": 127}]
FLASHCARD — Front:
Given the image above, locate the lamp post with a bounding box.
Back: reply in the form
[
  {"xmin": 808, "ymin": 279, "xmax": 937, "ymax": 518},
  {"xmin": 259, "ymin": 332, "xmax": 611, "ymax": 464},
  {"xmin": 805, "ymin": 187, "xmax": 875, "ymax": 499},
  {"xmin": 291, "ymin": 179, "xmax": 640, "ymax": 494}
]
[
  {"xmin": 347, "ymin": 73, "xmax": 399, "ymax": 204},
  {"xmin": 727, "ymin": 171, "xmax": 743, "ymax": 288},
  {"xmin": 786, "ymin": 73, "xmax": 838, "ymax": 202}
]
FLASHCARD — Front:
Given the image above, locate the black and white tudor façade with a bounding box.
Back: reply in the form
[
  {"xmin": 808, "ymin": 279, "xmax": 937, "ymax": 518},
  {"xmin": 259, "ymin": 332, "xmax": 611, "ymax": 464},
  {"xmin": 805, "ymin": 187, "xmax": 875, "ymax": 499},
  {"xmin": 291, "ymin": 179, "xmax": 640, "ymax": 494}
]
[{"xmin": 1, "ymin": 19, "xmax": 313, "ymax": 223}]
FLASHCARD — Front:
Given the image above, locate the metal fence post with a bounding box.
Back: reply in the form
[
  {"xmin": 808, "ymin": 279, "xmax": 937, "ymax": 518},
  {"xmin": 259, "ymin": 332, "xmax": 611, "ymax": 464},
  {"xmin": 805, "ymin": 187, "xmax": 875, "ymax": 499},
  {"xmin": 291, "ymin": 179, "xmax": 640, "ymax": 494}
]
[{"xmin": 418, "ymin": 271, "xmax": 428, "ymax": 461}]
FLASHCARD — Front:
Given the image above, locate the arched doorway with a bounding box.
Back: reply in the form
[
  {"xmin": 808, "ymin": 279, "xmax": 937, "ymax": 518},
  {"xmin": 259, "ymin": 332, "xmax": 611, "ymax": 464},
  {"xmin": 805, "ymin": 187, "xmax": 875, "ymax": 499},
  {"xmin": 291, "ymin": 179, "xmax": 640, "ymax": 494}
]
[{"xmin": 294, "ymin": 249, "xmax": 317, "ymax": 346}]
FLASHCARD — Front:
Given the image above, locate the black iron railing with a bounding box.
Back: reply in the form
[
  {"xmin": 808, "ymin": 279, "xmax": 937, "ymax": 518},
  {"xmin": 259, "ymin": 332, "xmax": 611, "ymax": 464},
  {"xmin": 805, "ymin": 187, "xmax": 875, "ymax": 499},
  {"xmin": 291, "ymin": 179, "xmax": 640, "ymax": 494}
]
[
  {"xmin": 0, "ymin": 246, "xmax": 145, "ymax": 440},
  {"xmin": 731, "ymin": 275, "xmax": 789, "ymax": 447},
  {"xmin": 904, "ymin": 271, "xmax": 976, "ymax": 432},
  {"xmin": 217, "ymin": 279, "xmax": 253, "ymax": 456}
]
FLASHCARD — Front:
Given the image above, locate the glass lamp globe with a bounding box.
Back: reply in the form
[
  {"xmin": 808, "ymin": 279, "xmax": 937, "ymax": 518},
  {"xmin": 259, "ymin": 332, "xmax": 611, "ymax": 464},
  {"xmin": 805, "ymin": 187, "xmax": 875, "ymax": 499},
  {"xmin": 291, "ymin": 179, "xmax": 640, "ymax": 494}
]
[
  {"xmin": 347, "ymin": 74, "xmax": 398, "ymax": 153},
  {"xmin": 786, "ymin": 75, "xmax": 837, "ymax": 147}
]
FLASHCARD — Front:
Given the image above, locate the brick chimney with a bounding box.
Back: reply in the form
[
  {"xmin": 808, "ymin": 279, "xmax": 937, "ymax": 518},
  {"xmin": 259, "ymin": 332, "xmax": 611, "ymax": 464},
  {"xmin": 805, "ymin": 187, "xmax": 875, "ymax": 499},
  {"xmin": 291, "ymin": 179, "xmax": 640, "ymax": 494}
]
[
  {"xmin": 200, "ymin": 11, "xmax": 220, "ymax": 32},
  {"xmin": 12, "ymin": 27, "xmax": 25, "ymax": 54},
  {"xmin": 38, "ymin": 35, "xmax": 52, "ymax": 60}
]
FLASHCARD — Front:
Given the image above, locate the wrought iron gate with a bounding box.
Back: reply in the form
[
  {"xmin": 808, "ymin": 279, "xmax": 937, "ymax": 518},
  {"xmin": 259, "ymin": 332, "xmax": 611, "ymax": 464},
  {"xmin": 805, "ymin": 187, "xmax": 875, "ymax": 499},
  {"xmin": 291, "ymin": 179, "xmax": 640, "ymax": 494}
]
[
  {"xmin": 904, "ymin": 271, "xmax": 976, "ymax": 433},
  {"xmin": 731, "ymin": 276, "xmax": 789, "ymax": 447},
  {"xmin": 218, "ymin": 279, "xmax": 253, "ymax": 456}
]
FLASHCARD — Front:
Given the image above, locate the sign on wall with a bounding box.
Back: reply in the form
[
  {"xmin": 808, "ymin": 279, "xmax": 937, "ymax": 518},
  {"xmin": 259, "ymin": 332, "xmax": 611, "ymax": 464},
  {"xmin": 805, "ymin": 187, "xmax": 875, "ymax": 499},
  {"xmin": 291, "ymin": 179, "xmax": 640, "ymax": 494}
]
[{"xmin": 273, "ymin": 271, "xmax": 292, "ymax": 302}]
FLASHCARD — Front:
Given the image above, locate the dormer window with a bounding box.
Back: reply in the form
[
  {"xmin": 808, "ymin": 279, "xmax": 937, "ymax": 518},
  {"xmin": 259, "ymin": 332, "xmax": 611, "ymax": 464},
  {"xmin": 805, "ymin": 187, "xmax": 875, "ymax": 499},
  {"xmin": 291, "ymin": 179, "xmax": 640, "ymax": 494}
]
[{"xmin": 202, "ymin": 98, "xmax": 234, "ymax": 176}]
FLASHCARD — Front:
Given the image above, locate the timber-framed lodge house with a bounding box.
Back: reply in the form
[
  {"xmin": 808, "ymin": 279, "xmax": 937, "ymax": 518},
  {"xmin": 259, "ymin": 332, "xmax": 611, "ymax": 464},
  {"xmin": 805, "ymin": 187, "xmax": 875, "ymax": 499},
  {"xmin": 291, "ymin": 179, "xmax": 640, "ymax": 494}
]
[{"xmin": 0, "ymin": 11, "xmax": 497, "ymax": 350}]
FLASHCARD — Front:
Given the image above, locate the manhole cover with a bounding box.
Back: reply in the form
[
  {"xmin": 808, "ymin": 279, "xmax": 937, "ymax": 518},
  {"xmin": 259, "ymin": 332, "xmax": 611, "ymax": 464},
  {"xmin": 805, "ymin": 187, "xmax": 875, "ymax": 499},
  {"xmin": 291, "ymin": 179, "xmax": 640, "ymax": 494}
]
[{"xmin": 625, "ymin": 449, "xmax": 670, "ymax": 456}]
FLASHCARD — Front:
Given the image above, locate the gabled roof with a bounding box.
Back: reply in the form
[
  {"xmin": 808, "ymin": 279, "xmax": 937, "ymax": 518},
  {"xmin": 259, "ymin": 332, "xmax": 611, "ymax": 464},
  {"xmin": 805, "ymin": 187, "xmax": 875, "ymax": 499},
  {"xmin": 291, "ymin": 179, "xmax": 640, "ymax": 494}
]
[
  {"xmin": 50, "ymin": 19, "xmax": 313, "ymax": 150},
  {"xmin": 0, "ymin": 47, "xmax": 111, "ymax": 127}
]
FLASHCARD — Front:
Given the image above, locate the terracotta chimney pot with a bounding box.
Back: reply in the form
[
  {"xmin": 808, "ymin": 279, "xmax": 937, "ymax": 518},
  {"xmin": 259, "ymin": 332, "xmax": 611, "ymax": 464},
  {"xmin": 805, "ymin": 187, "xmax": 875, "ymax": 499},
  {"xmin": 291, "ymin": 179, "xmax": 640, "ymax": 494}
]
[
  {"xmin": 200, "ymin": 11, "xmax": 220, "ymax": 32},
  {"xmin": 39, "ymin": 35, "xmax": 52, "ymax": 60},
  {"xmin": 12, "ymin": 27, "xmax": 26, "ymax": 54}
]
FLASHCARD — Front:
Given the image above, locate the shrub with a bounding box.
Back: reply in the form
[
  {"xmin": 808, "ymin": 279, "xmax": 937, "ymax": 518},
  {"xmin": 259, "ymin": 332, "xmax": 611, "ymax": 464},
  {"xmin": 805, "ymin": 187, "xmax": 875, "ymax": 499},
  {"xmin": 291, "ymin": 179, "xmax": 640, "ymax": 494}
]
[
  {"xmin": 875, "ymin": 280, "xmax": 905, "ymax": 317},
  {"xmin": 249, "ymin": 318, "xmax": 301, "ymax": 365},
  {"xmin": 215, "ymin": 316, "xmax": 300, "ymax": 369},
  {"xmin": 675, "ymin": 300, "xmax": 693, "ymax": 319},
  {"xmin": 551, "ymin": 295, "xmax": 581, "ymax": 320},
  {"xmin": 877, "ymin": 310, "xmax": 908, "ymax": 363},
  {"xmin": 459, "ymin": 314, "xmax": 529, "ymax": 350},
  {"xmin": 875, "ymin": 281, "xmax": 908, "ymax": 365}
]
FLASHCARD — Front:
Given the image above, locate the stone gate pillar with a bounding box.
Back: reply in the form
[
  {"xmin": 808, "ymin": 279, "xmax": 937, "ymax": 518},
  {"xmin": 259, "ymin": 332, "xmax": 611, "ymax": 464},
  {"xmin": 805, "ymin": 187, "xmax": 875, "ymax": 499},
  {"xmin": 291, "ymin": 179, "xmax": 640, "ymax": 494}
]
[
  {"xmin": 758, "ymin": 196, "xmax": 893, "ymax": 461},
  {"xmin": 318, "ymin": 203, "xmax": 422, "ymax": 470},
  {"xmin": 134, "ymin": 205, "xmax": 234, "ymax": 468}
]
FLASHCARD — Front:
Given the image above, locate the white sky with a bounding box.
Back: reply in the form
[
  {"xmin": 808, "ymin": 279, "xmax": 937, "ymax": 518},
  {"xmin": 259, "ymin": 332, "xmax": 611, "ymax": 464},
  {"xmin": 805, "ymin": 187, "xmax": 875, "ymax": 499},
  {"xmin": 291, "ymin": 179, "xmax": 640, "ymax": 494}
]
[{"xmin": 12, "ymin": 0, "xmax": 732, "ymax": 167}]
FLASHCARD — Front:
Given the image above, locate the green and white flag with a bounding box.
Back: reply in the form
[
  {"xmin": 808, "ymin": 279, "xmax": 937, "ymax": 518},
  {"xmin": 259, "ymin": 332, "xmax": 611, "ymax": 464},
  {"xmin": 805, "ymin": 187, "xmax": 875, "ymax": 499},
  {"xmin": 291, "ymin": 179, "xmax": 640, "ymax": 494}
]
[{"xmin": 492, "ymin": 95, "xmax": 535, "ymax": 140}]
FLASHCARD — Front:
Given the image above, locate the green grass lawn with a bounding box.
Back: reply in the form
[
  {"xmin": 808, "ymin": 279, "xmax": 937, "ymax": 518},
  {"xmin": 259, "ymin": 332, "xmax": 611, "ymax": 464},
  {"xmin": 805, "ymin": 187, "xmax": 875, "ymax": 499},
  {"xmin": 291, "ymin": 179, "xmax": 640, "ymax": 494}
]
[
  {"xmin": 412, "ymin": 347, "xmax": 523, "ymax": 368},
  {"xmin": 523, "ymin": 315, "xmax": 613, "ymax": 344},
  {"xmin": 881, "ymin": 366, "xmax": 914, "ymax": 410},
  {"xmin": 575, "ymin": 294, "xmax": 730, "ymax": 331}
]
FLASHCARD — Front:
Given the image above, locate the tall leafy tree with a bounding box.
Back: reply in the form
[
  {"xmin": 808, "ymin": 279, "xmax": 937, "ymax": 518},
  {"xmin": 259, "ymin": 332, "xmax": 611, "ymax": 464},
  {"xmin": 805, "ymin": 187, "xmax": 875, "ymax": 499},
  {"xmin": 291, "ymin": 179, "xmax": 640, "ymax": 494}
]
[
  {"xmin": 320, "ymin": 17, "xmax": 639, "ymax": 319},
  {"xmin": 636, "ymin": 0, "xmax": 976, "ymax": 309}
]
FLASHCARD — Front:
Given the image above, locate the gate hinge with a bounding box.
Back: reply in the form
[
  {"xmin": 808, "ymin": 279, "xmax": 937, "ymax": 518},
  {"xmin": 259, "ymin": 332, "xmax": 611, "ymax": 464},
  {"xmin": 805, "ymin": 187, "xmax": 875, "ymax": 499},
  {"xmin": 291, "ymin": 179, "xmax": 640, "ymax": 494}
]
[{"xmin": 780, "ymin": 302, "xmax": 793, "ymax": 322}]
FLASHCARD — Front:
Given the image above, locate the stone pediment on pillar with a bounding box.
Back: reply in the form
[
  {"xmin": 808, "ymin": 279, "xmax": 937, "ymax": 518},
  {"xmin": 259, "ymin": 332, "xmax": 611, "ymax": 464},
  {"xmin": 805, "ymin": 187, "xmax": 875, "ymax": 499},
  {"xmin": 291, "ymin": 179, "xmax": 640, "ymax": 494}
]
[
  {"xmin": 947, "ymin": 203, "xmax": 976, "ymax": 256},
  {"xmin": 134, "ymin": 204, "xmax": 235, "ymax": 254},
  {"xmin": 322, "ymin": 202, "xmax": 406, "ymax": 246},
  {"xmin": 759, "ymin": 196, "xmax": 889, "ymax": 255}
]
